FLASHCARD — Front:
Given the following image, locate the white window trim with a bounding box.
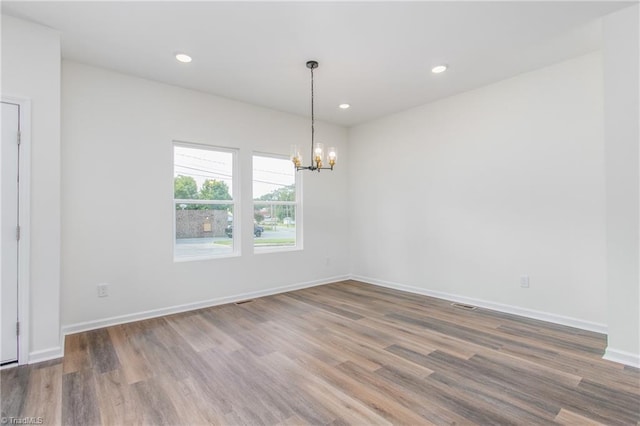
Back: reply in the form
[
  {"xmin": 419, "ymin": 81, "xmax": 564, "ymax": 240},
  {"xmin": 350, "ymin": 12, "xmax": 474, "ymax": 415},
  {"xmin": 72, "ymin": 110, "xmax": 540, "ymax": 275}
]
[
  {"xmin": 173, "ymin": 141, "xmax": 240, "ymax": 261},
  {"xmin": 252, "ymin": 152, "xmax": 303, "ymax": 254}
]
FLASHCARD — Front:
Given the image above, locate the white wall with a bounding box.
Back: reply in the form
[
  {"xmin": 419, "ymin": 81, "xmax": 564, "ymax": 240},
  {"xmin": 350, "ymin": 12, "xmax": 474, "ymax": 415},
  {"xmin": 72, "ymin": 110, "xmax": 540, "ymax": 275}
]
[
  {"xmin": 61, "ymin": 61, "xmax": 349, "ymax": 329},
  {"xmin": 1, "ymin": 15, "xmax": 61, "ymax": 360},
  {"xmin": 603, "ymin": 5, "xmax": 640, "ymax": 366},
  {"xmin": 349, "ymin": 52, "xmax": 607, "ymax": 328}
]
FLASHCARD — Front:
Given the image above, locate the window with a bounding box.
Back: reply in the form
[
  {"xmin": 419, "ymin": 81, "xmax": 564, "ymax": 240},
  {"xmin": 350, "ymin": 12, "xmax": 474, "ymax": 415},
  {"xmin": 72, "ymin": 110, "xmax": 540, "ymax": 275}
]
[
  {"xmin": 174, "ymin": 143, "xmax": 237, "ymax": 260},
  {"xmin": 253, "ymin": 154, "xmax": 300, "ymax": 251}
]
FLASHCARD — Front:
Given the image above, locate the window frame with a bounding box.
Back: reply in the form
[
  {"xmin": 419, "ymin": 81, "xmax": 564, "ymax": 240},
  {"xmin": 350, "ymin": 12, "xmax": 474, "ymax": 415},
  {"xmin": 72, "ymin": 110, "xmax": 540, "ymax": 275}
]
[
  {"xmin": 252, "ymin": 152, "xmax": 303, "ymax": 254},
  {"xmin": 173, "ymin": 141, "xmax": 240, "ymax": 262}
]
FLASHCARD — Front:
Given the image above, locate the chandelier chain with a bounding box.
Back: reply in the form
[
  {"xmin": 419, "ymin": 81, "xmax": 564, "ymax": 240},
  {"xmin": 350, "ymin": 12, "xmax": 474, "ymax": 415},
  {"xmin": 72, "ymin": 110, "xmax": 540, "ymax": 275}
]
[{"xmin": 310, "ymin": 65, "xmax": 315, "ymax": 165}]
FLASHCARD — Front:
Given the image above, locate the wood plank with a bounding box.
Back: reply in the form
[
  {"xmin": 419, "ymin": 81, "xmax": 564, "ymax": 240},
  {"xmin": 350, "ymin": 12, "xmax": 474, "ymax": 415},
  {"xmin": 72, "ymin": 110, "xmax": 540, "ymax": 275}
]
[
  {"xmin": 262, "ymin": 351, "xmax": 393, "ymax": 426},
  {"xmin": 555, "ymin": 408, "xmax": 606, "ymax": 425},
  {"xmin": 61, "ymin": 369, "xmax": 101, "ymax": 426},
  {"xmin": 336, "ymin": 360, "xmax": 468, "ymax": 425},
  {"xmin": 130, "ymin": 377, "xmax": 181, "ymax": 425},
  {"xmin": 0, "ymin": 364, "xmax": 30, "ymax": 419},
  {"xmin": 93, "ymin": 368, "xmax": 143, "ymax": 425},
  {"xmin": 21, "ymin": 362, "xmax": 62, "ymax": 425},
  {"xmin": 320, "ymin": 328, "xmax": 435, "ymax": 377},
  {"xmin": 85, "ymin": 328, "xmax": 120, "ymax": 374},
  {"xmin": 63, "ymin": 333, "xmax": 90, "ymax": 374},
  {"xmin": 288, "ymin": 349, "xmax": 438, "ymax": 425},
  {"xmin": 106, "ymin": 324, "xmax": 152, "ymax": 384}
]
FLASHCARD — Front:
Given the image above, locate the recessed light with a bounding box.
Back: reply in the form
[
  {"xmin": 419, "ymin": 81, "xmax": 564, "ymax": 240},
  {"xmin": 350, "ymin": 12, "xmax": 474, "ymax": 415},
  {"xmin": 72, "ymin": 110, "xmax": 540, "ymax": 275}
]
[
  {"xmin": 175, "ymin": 53, "xmax": 192, "ymax": 63},
  {"xmin": 431, "ymin": 65, "xmax": 448, "ymax": 74},
  {"xmin": 339, "ymin": 103, "xmax": 350, "ymax": 109}
]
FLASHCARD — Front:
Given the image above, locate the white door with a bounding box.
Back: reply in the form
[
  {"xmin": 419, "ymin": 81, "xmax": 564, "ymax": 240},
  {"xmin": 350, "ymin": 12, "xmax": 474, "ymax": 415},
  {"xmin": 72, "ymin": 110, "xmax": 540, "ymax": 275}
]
[{"xmin": 1, "ymin": 101, "xmax": 20, "ymax": 364}]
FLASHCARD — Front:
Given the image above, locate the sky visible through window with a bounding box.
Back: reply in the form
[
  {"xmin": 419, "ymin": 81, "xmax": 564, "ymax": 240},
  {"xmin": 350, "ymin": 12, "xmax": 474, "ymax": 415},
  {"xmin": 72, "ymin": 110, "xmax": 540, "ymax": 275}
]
[
  {"xmin": 174, "ymin": 146, "xmax": 294, "ymax": 199},
  {"xmin": 253, "ymin": 155, "xmax": 295, "ymax": 200},
  {"xmin": 174, "ymin": 145, "xmax": 233, "ymax": 196}
]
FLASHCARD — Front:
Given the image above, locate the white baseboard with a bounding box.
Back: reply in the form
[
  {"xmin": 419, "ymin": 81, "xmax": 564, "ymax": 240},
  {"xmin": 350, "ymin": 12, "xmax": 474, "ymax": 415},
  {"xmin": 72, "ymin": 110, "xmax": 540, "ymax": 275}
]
[
  {"xmin": 28, "ymin": 346, "xmax": 63, "ymax": 364},
  {"xmin": 62, "ymin": 275, "xmax": 350, "ymax": 336},
  {"xmin": 350, "ymin": 275, "xmax": 608, "ymax": 334},
  {"xmin": 603, "ymin": 347, "xmax": 640, "ymax": 368}
]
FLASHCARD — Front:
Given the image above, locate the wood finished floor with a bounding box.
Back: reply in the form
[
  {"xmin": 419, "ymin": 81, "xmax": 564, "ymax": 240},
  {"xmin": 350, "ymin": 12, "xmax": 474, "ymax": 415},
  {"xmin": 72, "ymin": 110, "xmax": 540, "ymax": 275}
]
[{"xmin": 2, "ymin": 280, "xmax": 639, "ymax": 425}]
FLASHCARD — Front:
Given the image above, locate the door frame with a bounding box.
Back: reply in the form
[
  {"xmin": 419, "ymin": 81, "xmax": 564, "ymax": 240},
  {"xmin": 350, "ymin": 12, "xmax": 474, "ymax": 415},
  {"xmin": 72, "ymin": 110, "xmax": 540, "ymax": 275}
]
[{"xmin": 2, "ymin": 96, "xmax": 31, "ymax": 365}]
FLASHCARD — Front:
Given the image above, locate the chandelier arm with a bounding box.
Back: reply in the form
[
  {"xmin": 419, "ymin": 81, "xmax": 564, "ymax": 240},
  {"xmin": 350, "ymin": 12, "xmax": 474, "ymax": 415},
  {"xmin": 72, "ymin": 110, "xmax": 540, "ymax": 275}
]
[{"xmin": 296, "ymin": 166, "xmax": 333, "ymax": 172}]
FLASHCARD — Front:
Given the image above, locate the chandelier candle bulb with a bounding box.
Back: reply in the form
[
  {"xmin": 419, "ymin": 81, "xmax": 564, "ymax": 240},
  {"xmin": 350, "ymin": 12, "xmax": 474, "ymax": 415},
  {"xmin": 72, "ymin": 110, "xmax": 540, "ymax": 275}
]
[
  {"xmin": 314, "ymin": 143, "xmax": 325, "ymax": 167},
  {"xmin": 290, "ymin": 145, "xmax": 302, "ymax": 167},
  {"xmin": 328, "ymin": 147, "xmax": 337, "ymax": 167}
]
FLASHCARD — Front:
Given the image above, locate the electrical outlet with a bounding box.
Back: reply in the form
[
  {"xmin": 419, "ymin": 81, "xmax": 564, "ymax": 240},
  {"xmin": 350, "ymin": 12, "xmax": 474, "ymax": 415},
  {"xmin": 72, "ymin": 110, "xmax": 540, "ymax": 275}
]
[
  {"xmin": 520, "ymin": 275, "xmax": 530, "ymax": 288},
  {"xmin": 97, "ymin": 283, "xmax": 109, "ymax": 297}
]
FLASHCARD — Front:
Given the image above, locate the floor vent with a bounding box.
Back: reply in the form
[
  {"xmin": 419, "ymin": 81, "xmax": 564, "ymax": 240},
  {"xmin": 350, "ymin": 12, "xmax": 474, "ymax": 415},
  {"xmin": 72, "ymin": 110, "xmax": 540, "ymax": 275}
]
[
  {"xmin": 451, "ymin": 302, "xmax": 477, "ymax": 311},
  {"xmin": 234, "ymin": 300, "xmax": 254, "ymax": 305}
]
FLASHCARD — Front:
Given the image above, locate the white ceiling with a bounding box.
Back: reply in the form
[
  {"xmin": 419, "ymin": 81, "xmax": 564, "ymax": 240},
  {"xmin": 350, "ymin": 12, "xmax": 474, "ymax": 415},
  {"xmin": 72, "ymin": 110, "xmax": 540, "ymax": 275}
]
[{"xmin": 2, "ymin": 1, "xmax": 632, "ymax": 126}]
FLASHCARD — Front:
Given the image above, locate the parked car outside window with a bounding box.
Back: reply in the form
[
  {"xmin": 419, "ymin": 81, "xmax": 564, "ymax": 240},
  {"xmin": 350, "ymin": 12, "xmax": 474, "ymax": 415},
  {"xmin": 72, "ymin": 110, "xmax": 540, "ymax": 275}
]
[{"xmin": 225, "ymin": 224, "xmax": 263, "ymax": 238}]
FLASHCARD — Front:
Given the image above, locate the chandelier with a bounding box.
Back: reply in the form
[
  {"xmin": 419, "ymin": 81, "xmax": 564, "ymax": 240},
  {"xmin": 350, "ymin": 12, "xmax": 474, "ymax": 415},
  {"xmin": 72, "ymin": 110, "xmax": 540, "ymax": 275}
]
[{"xmin": 291, "ymin": 60, "xmax": 337, "ymax": 172}]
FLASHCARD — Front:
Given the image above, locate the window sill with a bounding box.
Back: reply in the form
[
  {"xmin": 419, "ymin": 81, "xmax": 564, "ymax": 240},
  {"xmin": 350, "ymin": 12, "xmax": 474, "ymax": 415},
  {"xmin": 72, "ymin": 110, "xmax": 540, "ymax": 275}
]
[
  {"xmin": 254, "ymin": 246, "xmax": 303, "ymax": 255},
  {"xmin": 173, "ymin": 253, "xmax": 240, "ymax": 262}
]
